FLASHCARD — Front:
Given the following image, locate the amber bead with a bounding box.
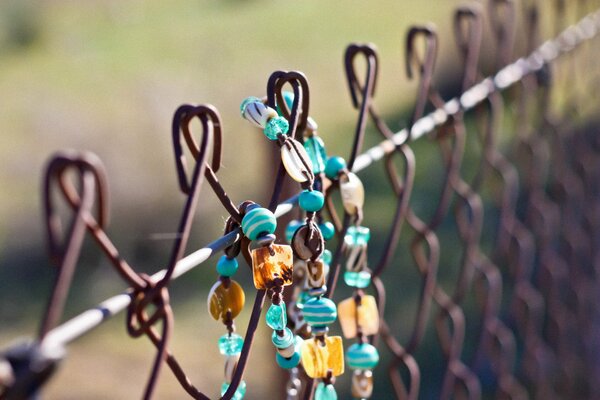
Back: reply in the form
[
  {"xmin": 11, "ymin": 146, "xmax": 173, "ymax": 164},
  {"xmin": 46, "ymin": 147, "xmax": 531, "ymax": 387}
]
[
  {"xmin": 207, "ymin": 280, "xmax": 245, "ymax": 322},
  {"xmin": 351, "ymin": 369, "xmax": 373, "ymax": 398},
  {"xmin": 338, "ymin": 295, "xmax": 379, "ymax": 338},
  {"xmin": 251, "ymin": 244, "xmax": 294, "ymax": 289},
  {"xmin": 300, "ymin": 336, "xmax": 344, "ymax": 378}
]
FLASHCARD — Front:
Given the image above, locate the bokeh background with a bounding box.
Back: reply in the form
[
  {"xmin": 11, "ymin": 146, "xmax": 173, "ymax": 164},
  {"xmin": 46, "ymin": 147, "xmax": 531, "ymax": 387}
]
[{"xmin": 1, "ymin": 0, "xmax": 599, "ymax": 398}]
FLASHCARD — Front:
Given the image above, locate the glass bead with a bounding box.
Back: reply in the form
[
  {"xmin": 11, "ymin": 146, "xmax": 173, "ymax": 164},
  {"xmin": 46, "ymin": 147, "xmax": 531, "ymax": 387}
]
[
  {"xmin": 300, "ymin": 336, "xmax": 344, "ymax": 378},
  {"xmin": 272, "ymin": 327, "xmax": 295, "ymax": 349},
  {"xmin": 303, "ymin": 297, "xmax": 337, "ymax": 326},
  {"xmin": 276, "ymin": 336, "xmax": 302, "ymax": 369},
  {"xmin": 346, "ymin": 343, "xmax": 379, "ymax": 370},
  {"xmin": 221, "ymin": 380, "xmax": 246, "ymax": 400},
  {"xmin": 352, "ymin": 369, "xmax": 374, "ymax": 398},
  {"xmin": 286, "ymin": 220, "xmax": 303, "ymax": 243},
  {"xmin": 325, "ymin": 156, "xmax": 347, "ymax": 180},
  {"xmin": 321, "ymin": 249, "xmax": 333, "ymax": 265},
  {"xmin": 264, "ymin": 116, "xmax": 289, "ymax": 140},
  {"xmin": 343, "ymin": 270, "xmax": 372, "ymax": 289},
  {"xmin": 281, "ymin": 138, "xmax": 314, "ymax": 182},
  {"xmin": 319, "ymin": 222, "xmax": 335, "ymax": 241},
  {"xmin": 340, "ymin": 172, "xmax": 365, "ymax": 215},
  {"xmin": 299, "ymin": 190, "xmax": 325, "ymax": 212},
  {"xmin": 304, "ymin": 136, "xmax": 328, "ymax": 174},
  {"xmin": 338, "ymin": 295, "xmax": 380, "ymax": 338},
  {"xmin": 251, "ymin": 244, "xmax": 294, "ymax": 289},
  {"xmin": 296, "ymin": 291, "xmax": 311, "ymax": 309},
  {"xmin": 218, "ymin": 333, "xmax": 244, "ymax": 356},
  {"xmin": 241, "ymin": 207, "xmax": 277, "ymax": 241},
  {"xmin": 216, "ymin": 255, "xmax": 238, "ymax": 277},
  {"xmin": 306, "ymin": 260, "xmax": 326, "ymax": 288},
  {"xmin": 266, "ymin": 303, "xmax": 287, "ymax": 331},
  {"xmin": 315, "ymin": 382, "xmax": 338, "ymax": 400},
  {"xmin": 241, "ymin": 97, "xmax": 277, "ymax": 129},
  {"xmin": 344, "ymin": 226, "xmax": 371, "ymax": 246},
  {"xmin": 207, "ymin": 280, "xmax": 245, "ymax": 322}
]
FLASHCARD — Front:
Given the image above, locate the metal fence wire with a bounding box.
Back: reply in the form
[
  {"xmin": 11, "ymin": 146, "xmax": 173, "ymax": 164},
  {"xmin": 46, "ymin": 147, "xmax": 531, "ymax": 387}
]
[{"xmin": 2, "ymin": 0, "xmax": 600, "ymax": 399}]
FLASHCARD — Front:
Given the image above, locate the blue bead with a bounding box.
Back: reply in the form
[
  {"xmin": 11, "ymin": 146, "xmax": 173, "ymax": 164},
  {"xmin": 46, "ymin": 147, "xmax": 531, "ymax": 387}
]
[
  {"xmin": 221, "ymin": 380, "xmax": 247, "ymax": 400},
  {"xmin": 266, "ymin": 303, "xmax": 287, "ymax": 330},
  {"xmin": 343, "ymin": 270, "xmax": 372, "ymax": 288},
  {"xmin": 304, "ymin": 136, "xmax": 328, "ymax": 174},
  {"xmin": 216, "ymin": 255, "xmax": 238, "ymax": 277},
  {"xmin": 346, "ymin": 343, "xmax": 380, "ymax": 369},
  {"xmin": 315, "ymin": 382, "xmax": 338, "ymax": 400},
  {"xmin": 276, "ymin": 350, "xmax": 300, "ymax": 369},
  {"xmin": 241, "ymin": 207, "xmax": 277, "ymax": 241},
  {"xmin": 272, "ymin": 327, "xmax": 295, "ymax": 349},
  {"xmin": 286, "ymin": 220, "xmax": 303, "ymax": 243},
  {"xmin": 319, "ymin": 222, "xmax": 335, "ymax": 241},
  {"xmin": 299, "ymin": 190, "xmax": 325, "ymax": 212},
  {"xmin": 264, "ymin": 116, "xmax": 289, "ymax": 140},
  {"xmin": 325, "ymin": 156, "xmax": 347, "ymax": 180},
  {"xmin": 303, "ymin": 297, "xmax": 337, "ymax": 326},
  {"xmin": 321, "ymin": 249, "xmax": 333, "ymax": 265},
  {"xmin": 218, "ymin": 333, "xmax": 244, "ymax": 356}
]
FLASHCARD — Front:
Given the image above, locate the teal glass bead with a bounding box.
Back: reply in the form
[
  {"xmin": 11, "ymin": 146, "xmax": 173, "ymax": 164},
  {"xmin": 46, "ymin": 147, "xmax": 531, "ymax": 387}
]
[
  {"xmin": 275, "ymin": 336, "xmax": 303, "ymax": 369},
  {"xmin": 218, "ymin": 333, "xmax": 244, "ymax": 356},
  {"xmin": 286, "ymin": 219, "xmax": 303, "ymax": 243},
  {"xmin": 321, "ymin": 249, "xmax": 333, "ymax": 265},
  {"xmin": 303, "ymin": 297, "xmax": 337, "ymax": 326},
  {"xmin": 278, "ymin": 91, "xmax": 296, "ymax": 115},
  {"xmin": 325, "ymin": 156, "xmax": 347, "ymax": 180},
  {"xmin": 299, "ymin": 190, "xmax": 325, "ymax": 212},
  {"xmin": 315, "ymin": 382, "xmax": 338, "ymax": 400},
  {"xmin": 343, "ymin": 270, "xmax": 372, "ymax": 288},
  {"xmin": 240, "ymin": 96, "xmax": 261, "ymax": 115},
  {"xmin": 264, "ymin": 116, "xmax": 289, "ymax": 140},
  {"xmin": 241, "ymin": 207, "xmax": 277, "ymax": 241},
  {"xmin": 346, "ymin": 343, "xmax": 380, "ymax": 370},
  {"xmin": 304, "ymin": 136, "xmax": 328, "ymax": 174},
  {"xmin": 272, "ymin": 327, "xmax": 295, "ymax": 349},
  {"xmin": 266, "ymin": 303, "xmax": 287, "ymax": 331},
  {"xmin": 319, "ymin": 222, "xmax": 335, "ymax": 241},
  {"xmin": 344, "ymin": 226, "xmax": 371, "ymax": 246},
  {"xmin": 296, "ymin": 291, "xmax": 311, "ymax": 309},
  {"xmin": 216, "ymin": 255, "xmax": 238, "ymax": 277},
  {"xmin": 221, "ymin": 380, "xmax": 247, "ymax": 400}
]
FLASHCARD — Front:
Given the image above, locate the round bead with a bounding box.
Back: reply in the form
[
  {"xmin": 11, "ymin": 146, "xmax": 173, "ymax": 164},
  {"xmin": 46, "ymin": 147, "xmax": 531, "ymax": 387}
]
[
  {"xmin": 346, "ymin": 343, "xmax": 380, "ymax": 370},
  {"xmin": 241, "ymin": 97, "xmax": 277, "ymax": 128},
  {"xmin": 241, "ymin": 207, "xmax": 277, "ymax": 241},
  {"xmin": 276, "ymin": 349, "xmax": 301, "ymax": 369},
  {"xmin": 272, "ymin": 327, "xmax": 295, "ymax": 349},
  {"xmin": 315, "ymin": 382, "xmax": 338, "ymax": 400},
  {"xmin": 207, "ymin": 280, "xmax": 245, "ymax": 322},
  {"xmin": 265, "ymin": 302, "xmax": 287, "ymax": 331},
  {"xmin": 303, "ymin": 297, "xmax": 337, "ymax": 326},
  {"xmin": 218, "ymin": 333, "xmax": 244, "ymax": 356},
  {"xmin": 281, "ymin": 138, "xmax": 314, "ymax": 182},
  {"xmin": 343, "ymin": 270, "xmax": 372, "ymax": 288},
  {"xmin": 340, "ymin": 172, "xmax": 365, "ymax": 215},
  {"xmin": 216, "ymin": 255, "xmax": 238, "ymax": 277},
  {"xmin": 221, "ymin": 380, "xmax": 247, "ymax": 400},
  {"xmin": 325, "ymin": 156, "xmax": 347, "ymax": 180},
  {"xmin": 319, "ymin": 222, "xmax": 335, "ymax": 241},
  {"xmin": 321, "ymin": 249, "xmax": 333, "ymax": 265},
  {"xmin": 286, "ymin": 220, "xmax": 303, "ymax": 243},
  {"xmin": 264, "ymin": 116, "xmax": 289, "ymax": 140},
  {"xmin": 299, "ymin": 190, "xmax": 325, "ymax": 212}
]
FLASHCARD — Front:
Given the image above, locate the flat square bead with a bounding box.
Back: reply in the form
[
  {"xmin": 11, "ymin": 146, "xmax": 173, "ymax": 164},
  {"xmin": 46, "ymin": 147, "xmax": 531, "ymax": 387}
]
[
  {"xmin": 251, "ymin": 244, "xmax": 294, "ymax": 289},
  {"xmin": 300, "ymin": 336, "xmax": 344, "ymax": 378},
  {"xmin": 337, "ymin": 295, "xmax": 379, "ymax": 338}
]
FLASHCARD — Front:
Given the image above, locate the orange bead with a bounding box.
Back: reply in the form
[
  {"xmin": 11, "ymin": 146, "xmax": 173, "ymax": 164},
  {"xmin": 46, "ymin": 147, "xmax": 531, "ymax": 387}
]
[
  {"xmin": 251, "ymin": 244, "xmax": 294, "ymax": 289},
  {"xmin": 207, "ymin": 280, "xmax": 245, "ymax": 322},
  {"xmin": 300, "ymin": 336, "xmax": 345, "ymax": 378},
  {"xmin": 338, "ymin": 295, "xmax": 379, "ymax": 338}
]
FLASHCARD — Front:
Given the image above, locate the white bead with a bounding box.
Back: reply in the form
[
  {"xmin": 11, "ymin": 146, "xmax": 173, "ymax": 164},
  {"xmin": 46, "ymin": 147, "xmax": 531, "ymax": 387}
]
[
  {"xmin": 340, "ymin": 172, "xmax": 365, "ymax": 214},
  {"xmin": 224, "ymin": 354, "xmax": 240, "ymax": 383},
  {"xmin": 281, "ymin": 138, "xmax": 314, "ymax": 182},
  {"xmin": 243, "ymin": 101, "xmax": 278, "ymax": 129},
  {"xmin": 307, "ymin": 116, "xmax": 318, "ymax": 132},
  {"xmin": 277, "ymin": 343, "xmax": 296, "ymax": 358},
  {"xmin": 352, "ymin": 369, "xmax": 374, "ymax": 398}
]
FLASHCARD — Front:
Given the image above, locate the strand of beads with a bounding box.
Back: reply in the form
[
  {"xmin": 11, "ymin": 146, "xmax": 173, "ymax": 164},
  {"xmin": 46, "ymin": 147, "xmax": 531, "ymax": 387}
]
[{"xmin": 325, "ymin": 156, "xmax": 380, "ymax": 399}]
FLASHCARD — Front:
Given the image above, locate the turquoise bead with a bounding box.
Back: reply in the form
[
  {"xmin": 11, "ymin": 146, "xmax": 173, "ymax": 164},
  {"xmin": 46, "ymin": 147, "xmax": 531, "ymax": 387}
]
[
  {"xmin": 275, "ymin": 337, "xmax": 302, "ymax": 369},
  {"xmin": 240, "ymin": 96, "xmax": 261, "ymax": 115},
  {"xmin": 264, "ymin": 116, "xmax": 289, "ymax": 140},
  {"xmin": 296, "ymin": 291, "xmax": 311, "ymax": 309},
  {"xmin": 221, "ymin": 380, "xmax": 247, "ymax": 400},
  {"xmin": 343, "ymin": 270, "xmax": 372, "ymax": 288},
  {"xmin": 319, "ymin": 222, "xmax": 335, "ymax": 241},
  {"xmin": 304, "ymin": 136, "xmax": 328, "ymax": 174},
  {"xmin": 278, "ymin": 91, "xmax": 296, "ymax": 115},
  {"xmin": 315, "ymin": 382, "xmax": 338, "ymax": 400},
  {"xmin": 299, "ymin": 190, "xmax": 325, "ymax": 212},
  {"xmin": 286, "ymin": 220, "xmax": 303, "ymax": 243},
  {"xmin": 216, "ymin": 255, "xmax": 238, "ymax": 277},
  {"xmin": 272, "ymin": 327, "xmax": 295, "ymax": 349},
  {"xmin": 346, "ymin": 343, "xmax": 380, "ymax": 369},
  {"xmin": 241, "ymin": 207, "xmax": 277, "ymax": 241},
  {"xmin": 321, "ymin": 249, "xmax": 333, "ymax": 265},
  {"xmin": 266, "ymin": 303, "xmax": 287, "ymax": 331},
  {"xmin": 344, "ymin": 226, "xmax": 371, "ymax": 246},
  {"xmin": 325, "ymin": 156, "xmax": 347, "ymax": 180},
  {"xmin": 303, "ymin": 297, "xmax": 337, "ymax": 326},
  {"xmin": 218, "ymin": 333, "xmax": 244, "ymax": 356}
]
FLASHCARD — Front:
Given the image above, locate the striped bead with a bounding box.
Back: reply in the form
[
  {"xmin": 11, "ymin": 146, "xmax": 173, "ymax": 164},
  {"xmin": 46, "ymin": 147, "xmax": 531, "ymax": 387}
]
[
  {"xmin": 281, "ymin": 138, "xmax": 314, "ymax": 182},
  {"xmin": 303, "ymin": 297, "xmax": 337, "ymax": 326},
  {"xmin": 272, "ymin": 327, "xmax": 295, "ymax": 349},
  {"xmin": 240, "ymin": 97, "xmax": 277, "ymax": 129},
  {"xmin": 299, "ymin": 190, "xmax": 325, "ymax": 212},
  {"xmin": 346, "ymin": 343, "xmax": 379, "ymax": 370},
  {"xmin": 241, "ymin": 207, "xmax": 277, "ymax": 241},
  {"xmin": 276, "ymin": 336, "xmax": 303, "ymax": 369}
]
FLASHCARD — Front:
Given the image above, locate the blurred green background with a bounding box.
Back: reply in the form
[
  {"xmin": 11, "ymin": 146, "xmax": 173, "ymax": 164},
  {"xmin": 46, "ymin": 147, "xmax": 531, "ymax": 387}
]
[{"xmin": 0, "ymin": 0, "xmax": 598, "ymax": 398}]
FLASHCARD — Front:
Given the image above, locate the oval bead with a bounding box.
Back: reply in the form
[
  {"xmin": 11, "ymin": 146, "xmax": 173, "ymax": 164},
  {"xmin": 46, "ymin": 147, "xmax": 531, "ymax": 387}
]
[
  {"xmin": 340, "ymin": 172, "xmax": 365, "ymax": 215},
  {"xmin": 346, "ymin": 343, "xmax": 379, "ymax": 370},
  {"xmin": 265, "ymin": 302, "xmax": 287, "ymax": 331},
  {"xmin": 306, "ymin": 260, "xmax": 326, "ymax": 288},
  {"xmin": 216, "ymin": 255, "xmax": 238, "ymax": 277},
  {"xmin": 241, "ymin": 207, "xmax": 277, "ymax": 241},
  {"xmin": 207, "ymin": 280, "xmax": 245, "ymax": 322},
  {"xmin": 218, "ymin": 333, "xmax": 244, "ymax": 356},
  {"xmin": 272, "ymin": 327, "xmax": 295, "ymax": 349},
  {"xmin": 343, "ymin": 270, "xmax": 372, "ymax": 289},
  {"xmin": 315, "ymin": 382, "xmax": 338, "ymax": 400},
  {"xmin": 325, "ymin": 156, "xmax": 347, "ymax": 180},
  {"xmin": 241, "ymin": 97, "xmax": 277, "ymax": 129},
  {"xmin": 221, "ymin": 380, "xmax": 247, "ymax": 400},
  {"xmin": 281, "ymin": 138, "xmax": 314, "ymax": 182},
  {"xmin": 352, "ymin": 369, "xmax": 374, "ymax": 398},
  {"xmin": 303, "ymin": 297, "xmax": 337, "ymax": 326},
  {"xmin": 285, "ymin": 219, "xmax": 303, "ymax": 243},
  {"xmin": 299, "ymin": 190, "xmax": 325, "ymax": 212},
  {"xmin": 304, "ymin": 136, "xmax": 328, "ymax": 174},
  {"xmin": 319, "ymin": 222, "xmax": 335, "ymax": 241},
  {"xmin": 224, "ymin": 354, "xmax": 240, "ymax": 383}
]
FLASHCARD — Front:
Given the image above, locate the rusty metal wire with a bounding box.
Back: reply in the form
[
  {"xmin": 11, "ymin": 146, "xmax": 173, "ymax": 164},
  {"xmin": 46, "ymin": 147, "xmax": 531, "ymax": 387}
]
[{"xmin": 2, "ymin": 1, "xmax": 600, "ymax": 399}]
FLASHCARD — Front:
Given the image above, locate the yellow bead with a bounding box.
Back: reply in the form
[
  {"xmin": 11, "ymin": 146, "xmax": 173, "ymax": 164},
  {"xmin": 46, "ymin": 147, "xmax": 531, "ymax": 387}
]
[
  {"xmin": 338, "ymin": 295, "xmax": 379, "ymax": 339},
  {"xmin": 300, "ymin": 336, "xmax": 345, "ymax": 378},
  {"xmin": 251, "ymin": 244, "xmax": 294, "ymax": 289},
  {"xmin": 207, "ymin": 280, "xmax": 245, "ymax": 322}
]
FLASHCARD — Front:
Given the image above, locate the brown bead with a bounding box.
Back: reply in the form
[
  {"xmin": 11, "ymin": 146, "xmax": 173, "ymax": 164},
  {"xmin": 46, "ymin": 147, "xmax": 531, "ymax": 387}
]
[
  {"xmin": 351, "ymin": 369, "xmax": 373, "ymax": 398},
  {"xmin": 300, "ymin": 336, "xmax": 344, "ymax": 378},
  {"xmin": 207, "ymin": 280, "xmax": 245, "ymax": 322},
  {"xmin": 251, "ymin": 244, "xmax": 294, "ymax": 289},
  {"xmin": 338, "ymin": 295, "xmax": 379, "ymax": 338},
  {"xmin": 306, "ymin": 260, "xmax": 326, "ymax": 288}
]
